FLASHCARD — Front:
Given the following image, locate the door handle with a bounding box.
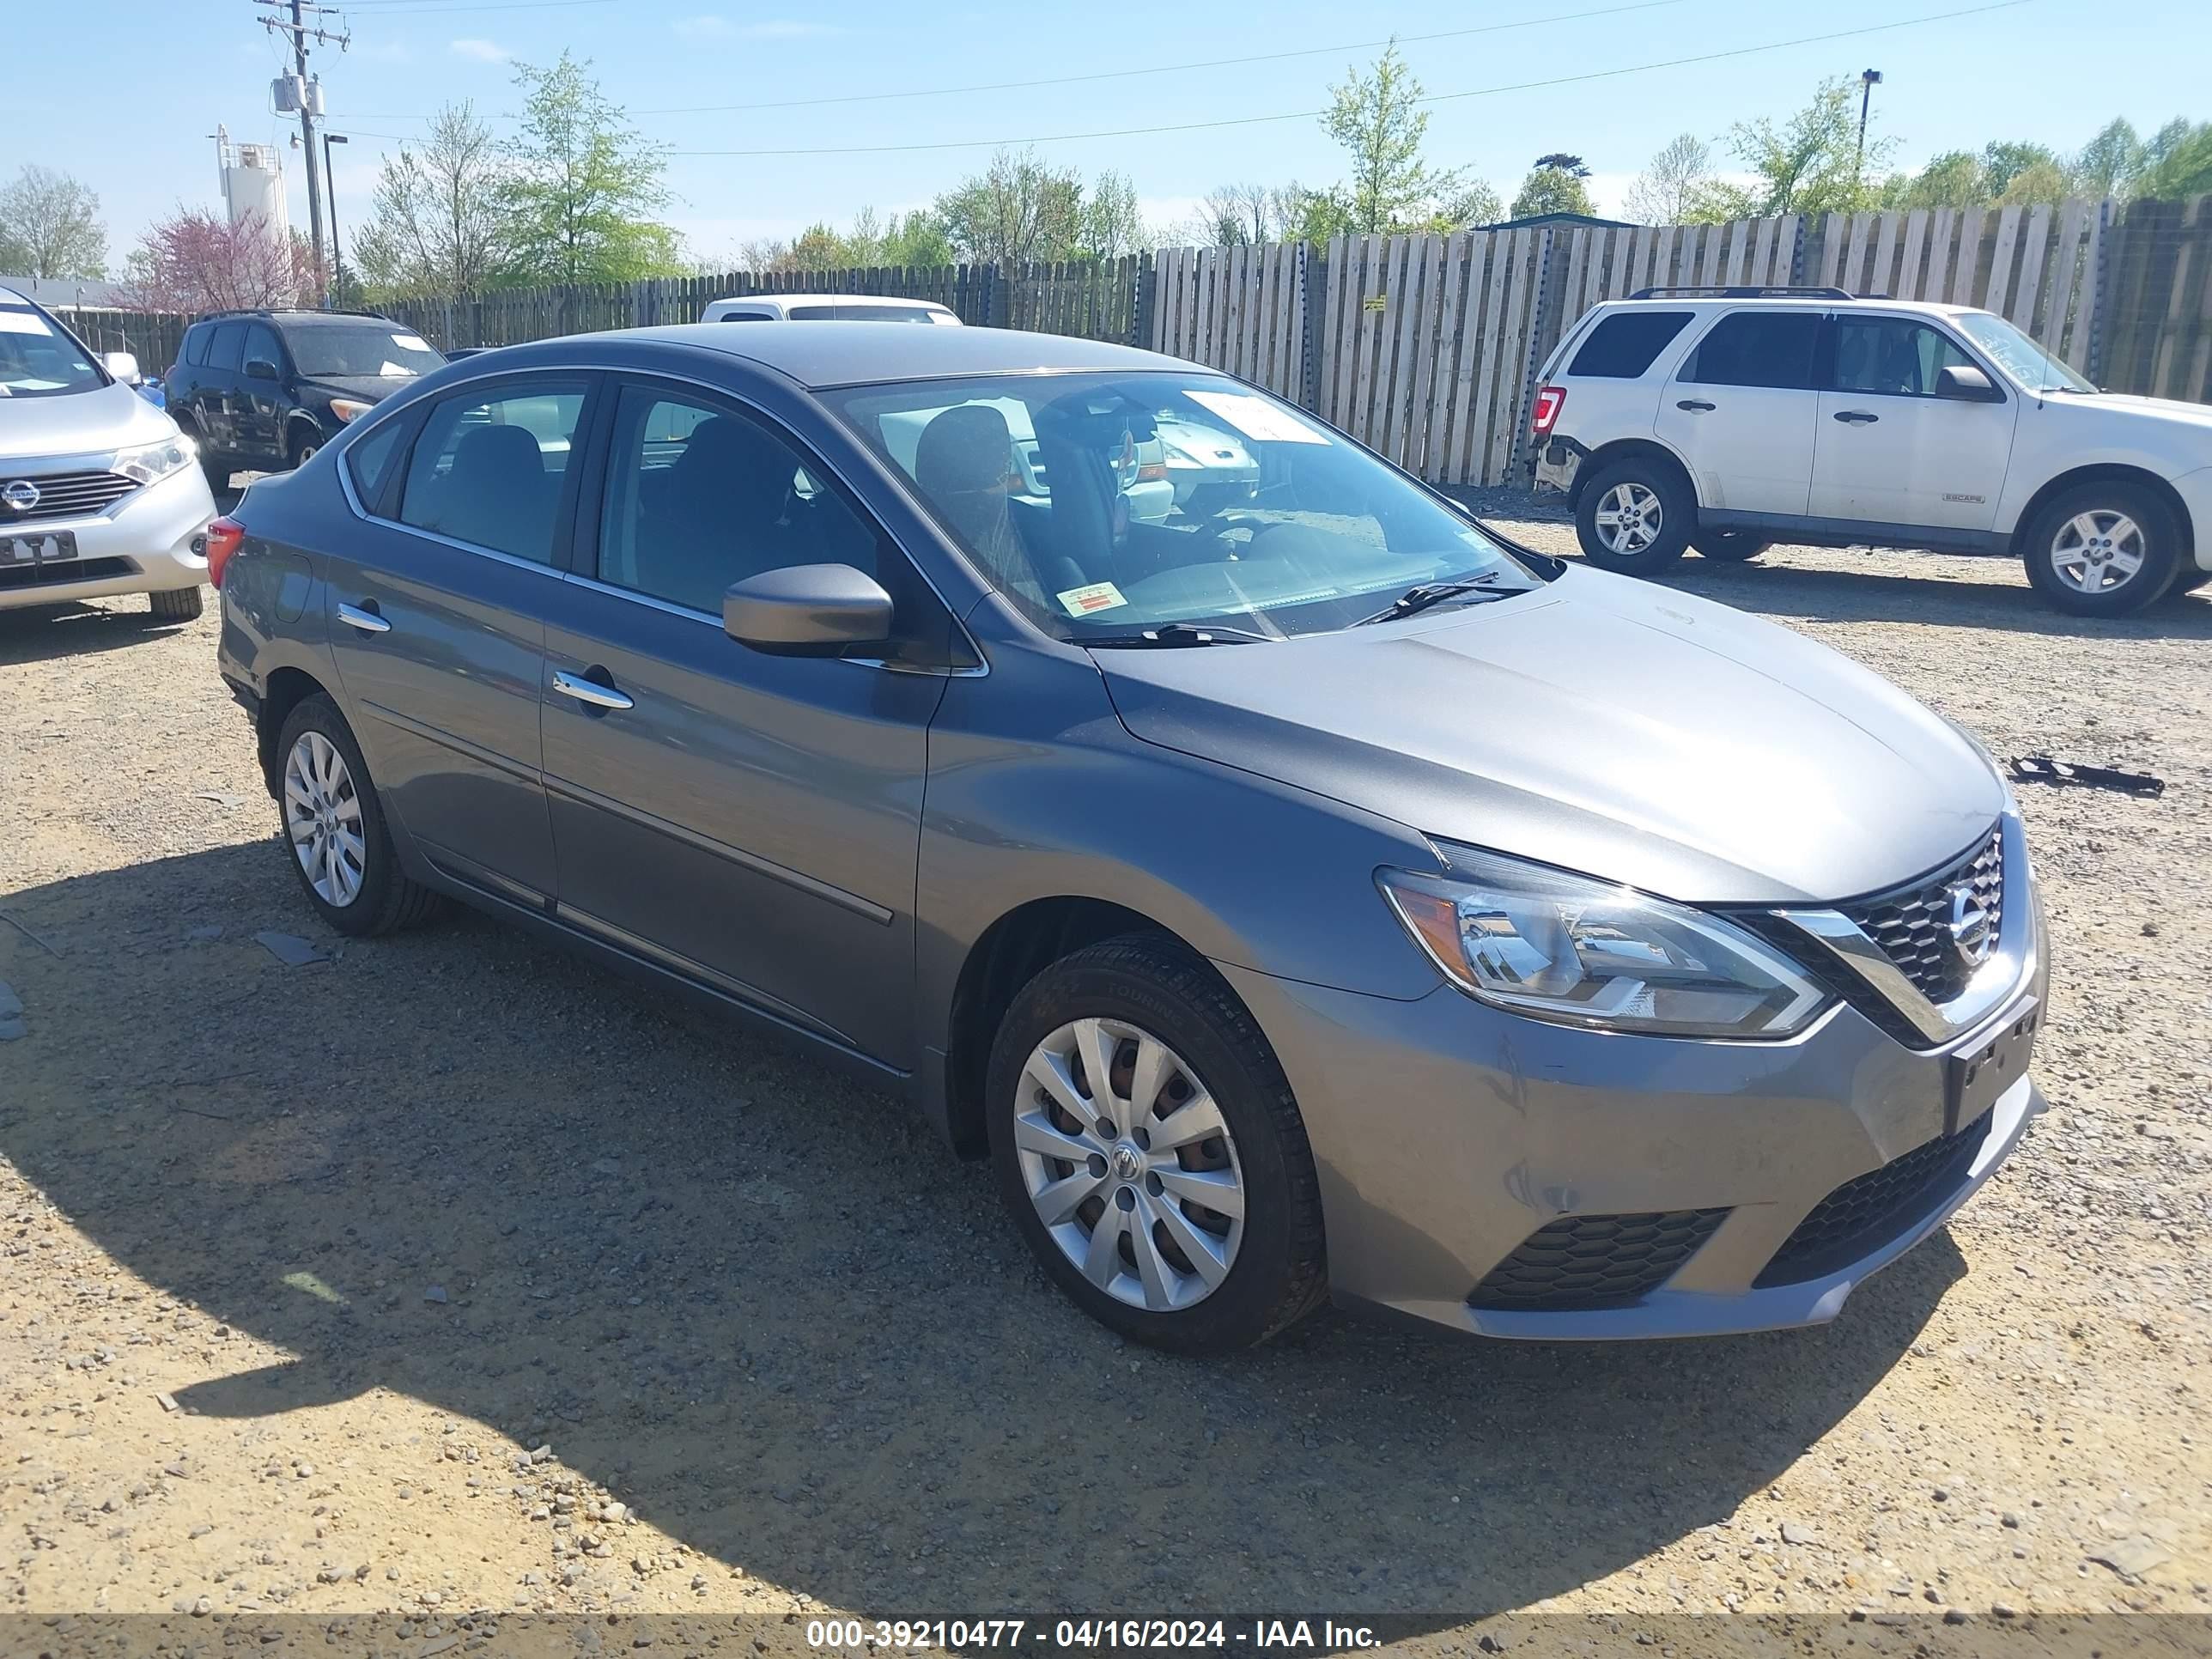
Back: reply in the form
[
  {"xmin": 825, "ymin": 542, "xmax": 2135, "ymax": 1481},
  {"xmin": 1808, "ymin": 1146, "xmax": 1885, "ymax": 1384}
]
[
  {"xmin": 337, "ymin": 600, "xmax": 391, "ymax": 635},
  {"xmin": 1675, "ymin": 398, "xmax": 1716, "ymax": 412},
  {"xmin": 1832, "ymin": 410, "xmax": 1880, "ymax": 424},
  {"xmin": 551, "ymin": 668, "xmax": 635, "ymax": 712}
]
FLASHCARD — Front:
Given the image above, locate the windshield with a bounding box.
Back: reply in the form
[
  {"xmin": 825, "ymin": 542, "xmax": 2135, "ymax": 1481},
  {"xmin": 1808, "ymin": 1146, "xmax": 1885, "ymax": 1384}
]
[
  {"xmin": 284, "ymin": 323, "xmax": 444, "ymax": 380},
  {"xmin": 787, "ymin": 304, "xmax": 948, "ymax": 323},
  {"xmin": 0, "ymin": 298, "xmax": 105, "ymax": 398},
  {"xmin": 824, "ymin": 371, "xmax": 1543, "ymax": 640},
  {"xmin": 1957, "ymin": 312, "xmax": 2095, "ymax": 393}
]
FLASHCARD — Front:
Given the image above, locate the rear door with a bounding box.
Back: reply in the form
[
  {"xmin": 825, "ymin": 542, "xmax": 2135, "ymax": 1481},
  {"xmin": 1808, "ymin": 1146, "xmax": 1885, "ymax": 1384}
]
[
  {"xmin": 1653, "ymin": 309, "xmax": 1825, "ymax": 516},
  {"xmin": 194, "ymin": 320, "xmax": 248, "ymax": 456},
  {"xmin": 1809, "ymin": 313, "xmax": 2018, "ymax": 532},
  {"xmin": 322, "ymin": 373, "xmax": 596, "ymax": 907},
  {"xmin": 237, "ymin": 322, "xmax": 289, "ymax": 465}
]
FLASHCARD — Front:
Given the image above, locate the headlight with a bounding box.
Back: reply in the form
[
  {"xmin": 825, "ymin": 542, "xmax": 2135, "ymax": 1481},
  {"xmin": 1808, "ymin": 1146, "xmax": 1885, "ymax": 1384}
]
[
  {"xmin": 112, "ymin": 434, "xmax": 196, "ymax": 485},
  {"xmin": 1377, "ymin": 842, "xmax": 1829, "ymax": 1038},
  {"xmin": 328, "ymin": 398, "xmax": 374, "ymax": 423}
]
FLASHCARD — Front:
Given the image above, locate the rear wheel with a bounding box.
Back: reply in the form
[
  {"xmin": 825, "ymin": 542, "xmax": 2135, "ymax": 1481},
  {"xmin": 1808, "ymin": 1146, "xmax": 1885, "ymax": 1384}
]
[
  {"xmin": 1692, "ymin": 530, "xmax": 1770, "ymax": 562},
  {"xmin": 2021, "ymin": 482, "xmax": 2179, "ymax": 617},
  {"xmin": 148, "ymin": 586, "xmax": 204, "ymax": 623},
  {"xmin": 273, "ymin": 694, "xmax": 441, "ymax": 937},
  {"xmin": 1574, "ymin": 459, "xmax": 1692, "ymax": 575},
  {"xmin": 986, "ymin": 934, "xmax": 1327, "ymax": 1354}
]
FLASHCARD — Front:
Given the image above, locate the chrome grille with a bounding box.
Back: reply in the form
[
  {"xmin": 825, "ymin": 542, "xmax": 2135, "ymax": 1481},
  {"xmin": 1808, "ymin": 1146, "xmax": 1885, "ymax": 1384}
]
[
  {"xmin": 1836, "ymin": 831, "xmax": 2003, "ymax": 1006},
  {"xmin": 0, "ymin": 469, "xmax": 139, "ymax": 523}
]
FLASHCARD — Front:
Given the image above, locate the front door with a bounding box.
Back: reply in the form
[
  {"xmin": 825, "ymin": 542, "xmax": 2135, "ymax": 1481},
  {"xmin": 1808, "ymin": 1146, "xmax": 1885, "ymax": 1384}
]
[
  {"xmin": 1809, "ymin": 313, "xmax": 2019, "ymax": 532},
  {"xmin": 1652, "ymin": 308, "xmax": 1826, "ymax": 516},
  {"xmin": 323, "ymin": 374, "xmax": 595, "ymax": 907},
  {"xmin": 538, "ymin": 379, "xmax": 951, "ymax": 1067}
]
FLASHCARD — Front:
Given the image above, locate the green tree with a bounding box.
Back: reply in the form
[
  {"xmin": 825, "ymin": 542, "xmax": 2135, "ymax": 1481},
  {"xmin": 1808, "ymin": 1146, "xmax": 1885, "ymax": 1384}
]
[
  {"xmin": 1624, "ymin": 133, "xmax": 1711, "ymax": 224},
  {"xmin": 1716, "ymin": 77, "xmax": 1895, "ymax": 216},
  {"xmin": 1996, "ymin": 159, "xmax": 2070, "ymax": 206},
  {"xmin": 499, "ymin": 52, "xmax": 681, "ymax": 285},
  {"xmin": 1884, "ymin": 149, "xmax": 1985, "ymax": 209},
  {"xmin": 0, "ymin": 165, "xmax": 106, "ymax": 279},
  {"xmin": 1074, "ymin": 170, "xmax": 1148, "ymax": 258},
  {"xmin": 1979, "ymin": 141, "xmax": 2065, "ymax": 199},
  {"xmin": 2073, "ymin": 118, "xmax": 2145, "ymax": 199},
  {"xmin": 1435, "ymin": 179, "xmax": 1504, "ymax": 229},
  {"xmin": 353, "ymin": 101, "xmax": 507, "ymax": 304},
  {"xmin": 933, "ymin": 148, "xmax": 1084, "ymax": 264},
  {"xmin": 1321, "ymin": 42, "xmax": 1462, "ymax": 234},
  {"xmin": 2141, "ymin": 121, "xmax": 2212, "ymax": 199},
  {"xmin": 1510, "ymin": 155, "xmax": 1596, "ymax": 219}
]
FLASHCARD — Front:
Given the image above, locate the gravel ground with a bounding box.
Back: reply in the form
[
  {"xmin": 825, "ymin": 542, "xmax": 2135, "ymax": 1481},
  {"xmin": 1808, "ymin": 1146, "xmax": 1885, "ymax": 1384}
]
[{"xmin": 2, "ymin": 521, "xmax": 2208, "ymax": 1649}]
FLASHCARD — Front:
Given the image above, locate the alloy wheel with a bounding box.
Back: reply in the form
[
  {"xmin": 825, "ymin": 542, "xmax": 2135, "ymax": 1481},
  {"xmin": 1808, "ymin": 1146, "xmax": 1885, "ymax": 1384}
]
[
  {"xmin": 283, "ymin": 730, "xmax": 366, "ymax": 907},
  {"xmin": 1594, "ymin": 482, "xmax": 1663, "ymax": 555},
  {"xmin": 1012, "ymin": 1017, "xmax": 1244, "ymax": 1312},
  {"xmin": 2050, "ymin": 509, "xmax": 2145, "ymax": 594}
]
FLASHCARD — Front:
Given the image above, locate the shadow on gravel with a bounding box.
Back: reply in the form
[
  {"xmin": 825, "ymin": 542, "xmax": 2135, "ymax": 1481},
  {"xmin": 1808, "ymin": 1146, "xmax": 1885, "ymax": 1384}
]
[
  {"xmin": 0, "ymin": 839, "xmax": 1962, "ymax": 1620},
  {"xmin": 1564, "ymin": 555, "xmax": 2212, "ymax": 641},
  {"xmin": 0, "ymin": 600, "xmax": 196, "ymax": 666}
]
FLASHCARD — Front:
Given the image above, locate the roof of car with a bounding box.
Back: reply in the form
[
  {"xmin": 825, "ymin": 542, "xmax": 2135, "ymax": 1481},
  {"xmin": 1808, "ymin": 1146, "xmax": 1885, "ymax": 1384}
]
[
  {"xmin": 191, "ymin": 308, "xmax": 407, "ymax": 326},
  {"xmin": 713, "ymin": 294, "xmax": 952, "ymax": 310},
  {"xmin": 0, "ymin": 286, "xmax": 27, "ymax": 306},
  {"xmin": 583, "ymin": 321, "xmax": 1182, "ymax": 389},
  {"xmin": 1595, "ymin": 294, "xmax": 1978, "ymax": 318}
]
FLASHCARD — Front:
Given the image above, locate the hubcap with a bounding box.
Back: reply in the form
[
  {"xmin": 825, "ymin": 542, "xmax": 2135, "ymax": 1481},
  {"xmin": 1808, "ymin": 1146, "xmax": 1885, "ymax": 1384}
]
[
  {"xmin": 1013, "ymin": 1018, "xmax": 1243, "ymax": 1312},
  {"xmin": 2051, "ymin": 508, "xmax": 2145, "ymax": 593},
  {"xmin": 1594, "ymin": 482, "xmax": 1663, "ymax": 555},
  {"xmin": 283, "ymin": 731, "xmax": 366, "ymax": 908}
]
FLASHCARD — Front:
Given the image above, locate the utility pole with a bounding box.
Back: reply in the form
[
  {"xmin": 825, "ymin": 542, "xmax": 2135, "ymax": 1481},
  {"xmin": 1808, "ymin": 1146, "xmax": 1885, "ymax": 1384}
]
[
  {"xmin": 257, "ymin": 1, "xmax": 349, "ymax": 302},
  {"xmin": 1855, "ymin": 69, "xmax": 1885, "ymax": 185}
]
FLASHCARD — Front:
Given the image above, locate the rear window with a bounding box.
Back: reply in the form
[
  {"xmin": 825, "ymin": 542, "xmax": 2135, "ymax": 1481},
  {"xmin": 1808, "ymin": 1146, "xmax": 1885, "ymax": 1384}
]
[
  {"xmin": 1567, "ymin": 310, "xmax": 1693, "ymax": 379},
  {"xmin": 207, "ymin": 322, "xmax": 246, "ymax": 372},
  {"xmin": 182, "ymin": 325, "xmax": 210, "ymax": 367},
  {"xmin": 785, "ymin": 304, "xmax": 943, "ymax": 322},
  {"xmin": 345, "ymin": 416, "xmax": 410, "ymax": 508},
  {"xmin": 1679, "ymin": 312, "xmax": 1822, "ymax": 390}
]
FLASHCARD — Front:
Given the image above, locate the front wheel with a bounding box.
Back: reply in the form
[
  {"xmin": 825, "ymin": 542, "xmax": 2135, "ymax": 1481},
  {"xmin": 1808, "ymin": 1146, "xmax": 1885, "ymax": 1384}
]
[
  {"xmin": 986, "ymin": 935, "xmax": 1328, "ymax": 1354},
  {"xmin": 1574, "ymin": 460, "xmax": 1692, "ymax": 575},
  {"xmin": 1692, "ymin": 531, "xmax": 1770, "ymax": 562},
  {"xmin": 288, "ymin": 426, "xmax": 324, "ymax": 471},
  {"xmin": 2021, "ymin": 483, "xmax": 2179, "ymax": 617},
  {"xmin": 2166, "ymin": 568, "xmax": 2211, "ymax": 599},
  {"xmin": 148, "ymin": 586, "xmax": 204, "ymax": 623}
]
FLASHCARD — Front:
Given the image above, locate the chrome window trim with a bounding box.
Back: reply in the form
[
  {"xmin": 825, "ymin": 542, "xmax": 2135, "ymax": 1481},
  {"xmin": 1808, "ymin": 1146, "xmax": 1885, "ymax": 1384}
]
[{"xmin": 1770, "ymin": 811, "xmax": 2034, "ymax": 1048}]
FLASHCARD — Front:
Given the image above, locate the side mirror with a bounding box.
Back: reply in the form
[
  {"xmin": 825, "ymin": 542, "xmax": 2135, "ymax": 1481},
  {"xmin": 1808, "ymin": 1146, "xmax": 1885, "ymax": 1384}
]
[
  {"xmin": 102, "ymin": 350, "xmax": 141, "ymax": 386},
  {"xmin": 1936, "ymin": 364, "xmax": 2002, "ymax": 403},
  {"xmin": 244, "ymin": 358, "xmax": 279, "ymax": 382},
  {"xmin": 722, "ymin": 563, "xmax": 893, "ymax": 655}
]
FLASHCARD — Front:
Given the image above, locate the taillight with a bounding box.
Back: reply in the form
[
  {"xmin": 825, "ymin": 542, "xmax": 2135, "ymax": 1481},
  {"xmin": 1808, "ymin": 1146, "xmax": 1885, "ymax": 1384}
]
[
  {"xmin": 1134, "ymin": 462, "xmax": 1169, "ymax": 483},
  {"xmin": 204, "ymin": 517, "xmax": 245, "ymax": 589},
  {"xmin": 1531, "ymin": 384, "xmax": 1566, "ymax": 438}
]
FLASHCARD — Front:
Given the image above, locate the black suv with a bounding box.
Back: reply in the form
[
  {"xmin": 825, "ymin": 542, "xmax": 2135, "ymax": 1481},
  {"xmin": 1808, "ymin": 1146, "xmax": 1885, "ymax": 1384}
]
[{"xmin": 166, "ymin": 310, "xmax": 444, "ymax": 489}]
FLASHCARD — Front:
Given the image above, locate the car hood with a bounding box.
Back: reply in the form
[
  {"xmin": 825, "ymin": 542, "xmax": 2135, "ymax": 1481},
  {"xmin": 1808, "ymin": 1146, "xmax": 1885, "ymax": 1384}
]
[
  {"xmin": 2077, "ymin": 392, "xmax": 2212, "ymax": 430},
  {"xmin": 1095, "ymin": 567, "xmax": 2005, "ymax": 905},
  {"xmin": 0, "ymin": 378, "xmax": 179, "ymax": 462},
  {"xmin": 298, "ymin": 374, "xmax": 422, "ymax": 404}
]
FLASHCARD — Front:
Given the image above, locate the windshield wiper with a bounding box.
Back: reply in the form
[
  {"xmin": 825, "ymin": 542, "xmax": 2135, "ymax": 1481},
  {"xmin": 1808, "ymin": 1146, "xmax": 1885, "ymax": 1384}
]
[
  {"xmin": 1351, "ymin": 574, "xmax": 1516, "ymax": 627},
  {"xmin": 1082, "ymin": 622, "xmax": 1279, "ymax": 647}
]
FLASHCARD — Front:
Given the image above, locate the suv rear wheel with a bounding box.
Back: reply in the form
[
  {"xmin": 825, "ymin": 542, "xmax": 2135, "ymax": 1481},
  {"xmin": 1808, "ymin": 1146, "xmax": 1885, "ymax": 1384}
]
[
  {"xmin": 2022, "ymin": 482, "xmax": 2179, "ymax": 617},
  {"xmin": 1575, "ymin": 459, "xmax": 1692, "ymax": 575}
]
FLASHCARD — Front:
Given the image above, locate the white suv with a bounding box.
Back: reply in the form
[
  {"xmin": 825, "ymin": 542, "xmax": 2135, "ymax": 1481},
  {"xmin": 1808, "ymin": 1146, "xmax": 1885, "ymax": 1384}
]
[{"xmin": 1532, "ymin": 286, "xmax": 2212, "ymax": 617}]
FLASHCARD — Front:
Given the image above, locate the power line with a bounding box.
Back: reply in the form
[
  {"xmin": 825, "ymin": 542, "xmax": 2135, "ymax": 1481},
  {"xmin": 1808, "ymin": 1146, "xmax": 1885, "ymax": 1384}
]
[
  {"xmin": 667, "ymin": 2, "xmax": 2033, "ymax": 158},
  {"xmin": 634, "ymin": 0, "xmax": 1687, "ymax": 118},
  {"xmin": 335, "ymin": 0, "xmax": 613, "ymax": 12}
]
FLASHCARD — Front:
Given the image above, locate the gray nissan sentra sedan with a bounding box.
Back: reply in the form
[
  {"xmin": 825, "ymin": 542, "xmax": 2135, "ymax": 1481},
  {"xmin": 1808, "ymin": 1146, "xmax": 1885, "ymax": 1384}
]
[{"xmin": 212, "ymin": 323, "xmax": 2048, "ymax": 1353}]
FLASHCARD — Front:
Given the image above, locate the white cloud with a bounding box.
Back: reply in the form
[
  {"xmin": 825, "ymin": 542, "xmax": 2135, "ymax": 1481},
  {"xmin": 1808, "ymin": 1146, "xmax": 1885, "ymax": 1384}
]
[
  {"xmin": 672, "ymin": 15, "xmax": 843, "ymax": 41},
  {"xmin": 448, "ymin": 38, "xmax": 509, "ymax": 64}
]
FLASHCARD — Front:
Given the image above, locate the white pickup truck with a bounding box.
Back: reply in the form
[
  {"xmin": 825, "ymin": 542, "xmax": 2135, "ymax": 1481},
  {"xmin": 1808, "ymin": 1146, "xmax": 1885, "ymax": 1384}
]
[{"xmin": 1531, "ymin": 286, "xmax": 2212, "ymax": 616}]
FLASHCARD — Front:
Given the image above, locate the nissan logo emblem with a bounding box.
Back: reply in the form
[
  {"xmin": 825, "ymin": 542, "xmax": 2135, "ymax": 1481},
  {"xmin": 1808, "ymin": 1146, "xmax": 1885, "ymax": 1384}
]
[
  {"xmin": 1947, "ymin": 881, "xmax": 1994, "ymax": 968},
  {"xmin": 1, "ymin": 480, "xmax": 39, "ymax": 513}
]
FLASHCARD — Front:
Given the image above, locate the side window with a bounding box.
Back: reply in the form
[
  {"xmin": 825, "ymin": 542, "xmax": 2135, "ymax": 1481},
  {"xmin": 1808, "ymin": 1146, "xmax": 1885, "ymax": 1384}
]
[
  {"xmin": 345, "ymin": 416, "xmax": 410, "ymax": 509},
  {"xmin": 1567, "ymin": 310, "xmax": 1693, "ymax": 379},
  {"xmin": 242, "ymin": 323, "xmax": 283, "ymax": 376},
  {"xmin": 182, "ymin": 325, "xmax": 210, "ymax": 368},
  {"xmin": 396, "ymin": 380, "xmax": 587, "ymax": 563},
  {"xmin": 597, "ymin": 385, "xmax": 884, "ymax": 616},
  {"xmin": 207, "ymin": 322, "xmax": 246, "ymax": 372},
  {"xmin": 716, "ymin": 310, "xmax": 772, "ymax": 322},
  {"xmin": 1679, "ymin": 312, "xmax": 1822, "ymax": 390},
  {"xmin": 1832, "ymin": 317, "xmax": 1977, "ymax": 398}
]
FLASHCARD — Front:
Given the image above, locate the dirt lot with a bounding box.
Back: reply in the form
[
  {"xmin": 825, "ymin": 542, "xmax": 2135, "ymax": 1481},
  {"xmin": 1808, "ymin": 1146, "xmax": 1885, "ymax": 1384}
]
[{"xmin": 2, "ymin": 525, "xmax": 2209, "ymax": 1648}]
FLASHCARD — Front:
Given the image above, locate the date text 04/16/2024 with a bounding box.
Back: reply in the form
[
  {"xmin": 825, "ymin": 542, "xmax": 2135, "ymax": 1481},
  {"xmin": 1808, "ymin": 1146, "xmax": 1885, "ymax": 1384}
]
[{"xmin": 804, "ymin": 1621, "xmax": 1382, "ymax": 1651}]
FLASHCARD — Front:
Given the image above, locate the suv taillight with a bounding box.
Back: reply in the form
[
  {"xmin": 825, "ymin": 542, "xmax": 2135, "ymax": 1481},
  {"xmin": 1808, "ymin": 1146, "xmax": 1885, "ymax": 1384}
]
[
  {"xmin": 204, "ymin": 517, "xmax": 244, "ymax": 588},
  {"xmin": 1531, "ymin": 384, "xmax": 1566, "ymax": 438}
]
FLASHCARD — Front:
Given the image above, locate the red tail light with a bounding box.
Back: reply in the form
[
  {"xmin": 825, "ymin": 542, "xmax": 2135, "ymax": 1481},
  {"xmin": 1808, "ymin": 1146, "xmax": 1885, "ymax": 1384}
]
[
  {"xmin": 1531, "ymin": 384, "xmax": 1566, "ymax": 438},
  {"xmin": 204, "ymin": 517, "xmax": 245, "ymax": 589}
]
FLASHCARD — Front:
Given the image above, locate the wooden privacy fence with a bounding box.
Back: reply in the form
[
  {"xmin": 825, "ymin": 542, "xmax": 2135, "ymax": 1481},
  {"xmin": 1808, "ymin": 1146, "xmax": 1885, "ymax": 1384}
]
[{"xmin": 64, "ymin": 194, "xmax": 2212, "ymax": 483}]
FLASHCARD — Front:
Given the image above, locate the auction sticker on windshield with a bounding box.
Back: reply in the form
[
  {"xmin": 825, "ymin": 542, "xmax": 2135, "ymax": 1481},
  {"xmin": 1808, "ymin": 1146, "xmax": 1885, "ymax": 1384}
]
[
  {"xmin": 1057, "ymin": 580, "xmax": 1127, "ymax": 617},
  {"xmin": 392, "ymin": 333, "xmax": 433, "ymax": 353},
  {"xmin": 1184, "ymin": 389, "xmax": 1329, "ymax": 445}
]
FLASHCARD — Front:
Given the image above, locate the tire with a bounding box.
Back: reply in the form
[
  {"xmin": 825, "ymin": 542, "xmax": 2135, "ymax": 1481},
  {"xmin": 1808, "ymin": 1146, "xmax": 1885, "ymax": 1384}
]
[
  {"xmin": 287, "ymin": 425, "xmax": 324, "ymax": 471},
  {"xmin": 1692, "ymin": 531, "xmax": 1771, "ymax": 562},
  {"xmin": 148, "ymin": 586, "xmax": 204, "ymax": 623},
  {"xmin": 2166, "ymin": 568, "xmax": 2211, "ymax": 599},
  {"xmin": 272, "ymin": 694, "xmax": 441, "ymax": 938},
  {"xmin": 985, "ymin": 933, "xmax": 1328, "ymax": 1354},
  {"xmin": 1574, "ymin": 459, "xmax": 1693, "ymax": 575},
  {"xmin": 2021, "ymin": 481, "xmax": 2179, "ymax": 617}
]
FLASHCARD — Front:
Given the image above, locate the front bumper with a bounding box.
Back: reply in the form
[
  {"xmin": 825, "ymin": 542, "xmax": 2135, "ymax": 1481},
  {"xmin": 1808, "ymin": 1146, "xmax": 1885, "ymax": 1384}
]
[
  {"xmin": 0, "ymin": 464, "xmax": 216, "ymax": 611},
  {"xmin": 1222, "ymin": 890, "xmax": 2050, "ymax": 1341}
]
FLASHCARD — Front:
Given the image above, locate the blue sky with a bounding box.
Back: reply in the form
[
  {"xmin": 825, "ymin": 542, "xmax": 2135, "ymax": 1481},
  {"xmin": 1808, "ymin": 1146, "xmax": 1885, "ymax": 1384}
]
[{"xmin": 15, "ymin": 0, "xmax": 2208, "ymax": 268}]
